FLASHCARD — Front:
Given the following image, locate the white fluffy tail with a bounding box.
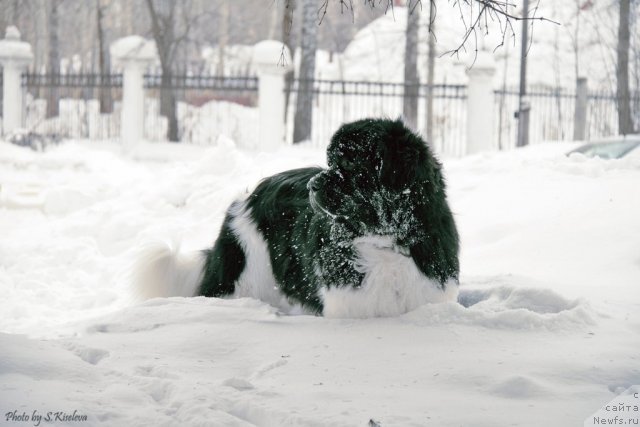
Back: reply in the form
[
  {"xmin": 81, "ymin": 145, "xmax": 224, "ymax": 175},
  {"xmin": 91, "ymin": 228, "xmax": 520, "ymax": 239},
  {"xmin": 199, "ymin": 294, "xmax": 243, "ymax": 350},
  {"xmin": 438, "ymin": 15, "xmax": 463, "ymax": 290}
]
[{"xmin": 132, "ymin": 241, "xmax": 206, "ymax": 300}]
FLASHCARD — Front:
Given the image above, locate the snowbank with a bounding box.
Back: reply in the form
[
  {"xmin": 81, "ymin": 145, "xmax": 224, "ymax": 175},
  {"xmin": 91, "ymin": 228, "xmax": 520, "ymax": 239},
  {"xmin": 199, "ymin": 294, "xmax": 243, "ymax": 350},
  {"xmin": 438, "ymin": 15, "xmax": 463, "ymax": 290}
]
[
  {"xmin": 340, "ymin": 5, "xmax": 627, "ymax": 90},
  {"xmin": 1, "ymin": 139, "xmax": 639, "ymax": 425}
]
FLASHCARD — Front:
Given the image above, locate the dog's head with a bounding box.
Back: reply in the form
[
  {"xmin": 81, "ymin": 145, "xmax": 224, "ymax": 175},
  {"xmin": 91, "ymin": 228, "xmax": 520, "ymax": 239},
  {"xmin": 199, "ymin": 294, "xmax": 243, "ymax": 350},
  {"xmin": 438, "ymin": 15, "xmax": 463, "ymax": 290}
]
[{"xmin": 309, "ymin": 118, "xmax": 441, "ymax": 242}]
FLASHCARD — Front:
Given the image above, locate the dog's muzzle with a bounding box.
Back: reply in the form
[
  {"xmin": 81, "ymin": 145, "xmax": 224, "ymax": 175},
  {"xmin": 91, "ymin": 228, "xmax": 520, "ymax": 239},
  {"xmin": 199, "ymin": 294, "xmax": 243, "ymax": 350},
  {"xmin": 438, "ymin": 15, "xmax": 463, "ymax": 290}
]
[
  {"xmin": 307, "ymin": 173, "xmax": 326, "ymax": 193},
  {"xmin": 309, "ymin": 190, "xmax": 336, "ymax": 219},
  {"xmin": 308, "ymin": 173, "xmax": 338, "ymax": 219}
]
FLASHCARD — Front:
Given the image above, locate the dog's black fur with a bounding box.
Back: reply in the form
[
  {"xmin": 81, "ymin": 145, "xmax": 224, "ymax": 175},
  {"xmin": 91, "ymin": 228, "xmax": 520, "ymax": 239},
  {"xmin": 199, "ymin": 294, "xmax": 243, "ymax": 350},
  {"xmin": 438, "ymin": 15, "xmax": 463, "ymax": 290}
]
[{"xmin": 198, "ymin": 118, "xmax": 459, "ymax": 314}]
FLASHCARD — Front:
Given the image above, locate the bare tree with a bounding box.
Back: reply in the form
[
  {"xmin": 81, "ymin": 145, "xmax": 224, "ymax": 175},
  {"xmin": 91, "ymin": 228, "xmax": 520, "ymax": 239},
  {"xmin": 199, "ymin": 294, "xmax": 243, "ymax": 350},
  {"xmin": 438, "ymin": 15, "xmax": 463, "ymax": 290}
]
[
  {"xmin": 631, "ymin": 0, "xmax": 640, "ymax": 130},
  {"xmin": 145, "ymin": 0, "xmax": 197, "ymax": 142},
  {"xmin": 403, "ymin": 1, "xmax": 420, "ymax": 131},
  {"xmin": 0, "ymin": 3, "xmax": 8, "ymax": 37},
  {"xmin": 617, "ymin": 0, "xmax": 633, "ymax": 134},
  {"xmin": 0, "ymin": 1, "xmax": 17, "ymax": 118},
  {"xmin": 47, "ymin": 0, "xmax": 61, "ymax": 118},
  {"xmin": 0, "ymin": 0, "xmax": 21, "ymax": 34},
  {"xmin": 283, "ymin": 0, "xmax": 297, "ymax": 128},
  {"xmin": 293, "ymin": 0, "xmax": 317, "ymax": 143},
  {"xmin": 268, "ymin": 1, "xmax": 279, "ymax": 40},
  {"xmin": 217, "ymin": 0, "xmax": 229, "ymax": 75},
  {"xmin": 566, "ymin": 0, "xmax": 582, "ymax": 81},
  {"xmin": 319, "ymin": 0, "xmax": 558, "ymax": 59},
  {"xmin": 120, "ymin": 0, "xmax": 134, "ymax": 35},
  {"xmin": 317, "ymin": 1, "xmax": 379, "ymax": 54},
  {"xmin": 281, "ymin": 0, "xmax": 297, "ymax": 62},
  {"xmin": 425, "ymin": 0, "xmax": 436, "ymax": 147},
  {"xmin": 552, "ymin": 1, "xmax": 565, "ymax": 140},
  {"xmin": 96, "ymin": 0, "xmax": 113, "ymax": 113}
]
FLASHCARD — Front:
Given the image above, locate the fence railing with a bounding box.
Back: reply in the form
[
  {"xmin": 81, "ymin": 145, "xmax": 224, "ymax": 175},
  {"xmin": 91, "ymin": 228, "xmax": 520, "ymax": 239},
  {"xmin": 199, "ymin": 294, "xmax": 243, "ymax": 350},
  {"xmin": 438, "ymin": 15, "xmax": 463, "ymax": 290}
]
[
  {"xmin": 495, "ymin": 87, "xmax": 577, "ymax": 150},
  {"xmin": 10, "ymin": 71, "xmax": 640, "ymax": 150},
  {"xmin": 21, "ymin": 72, "xmax": 123, "ymax": 140},
  {"xmin": 142, "ymin": 73, "xmax": 258, "ymax": 145},
  {"xmin": 22, "ymin": 73, "xmax": 123, "ymax": 87},
  {"xmin": 290, "ymin": 79, "xmax": 467, "ymax": 156},
  {"xmin": 494, "ymin": 86, "xmax": 639, "ymax": 149},
  {"xmin": 587, "ymin": 89, "xmax": 631, "ymax": 140},
  {"xmin": 144, "ymin": 74, "xmax": 257, "ymax": 91}
]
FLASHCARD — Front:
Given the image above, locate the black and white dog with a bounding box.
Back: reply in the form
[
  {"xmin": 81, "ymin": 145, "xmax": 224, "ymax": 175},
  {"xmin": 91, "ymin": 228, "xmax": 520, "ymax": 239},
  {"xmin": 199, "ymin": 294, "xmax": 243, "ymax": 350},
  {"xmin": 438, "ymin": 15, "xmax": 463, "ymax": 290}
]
[{"xmin": 135, "ymin": 118, "xmax": 459, "ymax": 317}]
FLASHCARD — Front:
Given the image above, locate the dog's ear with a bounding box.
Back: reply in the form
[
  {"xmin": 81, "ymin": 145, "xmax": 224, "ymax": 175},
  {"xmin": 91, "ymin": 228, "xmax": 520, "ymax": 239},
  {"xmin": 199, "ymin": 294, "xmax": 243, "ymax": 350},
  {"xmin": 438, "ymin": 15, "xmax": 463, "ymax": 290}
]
[{"xmin": 378, "ymin": 121, "xmax": 427, "ymax": 192}]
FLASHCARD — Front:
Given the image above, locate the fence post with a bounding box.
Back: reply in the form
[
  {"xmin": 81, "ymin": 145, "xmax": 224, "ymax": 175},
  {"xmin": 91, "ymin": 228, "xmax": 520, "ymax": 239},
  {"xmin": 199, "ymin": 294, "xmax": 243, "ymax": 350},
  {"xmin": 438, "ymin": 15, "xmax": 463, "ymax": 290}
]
[
  {"xmin": 466, "ymin": 51, "xmax": 496, "ymax": 155},
  {"xmin": 0, "ymin": 26, "xmax": 33, "ymax": 136},
  {"xmin": 253, "ymin": 40, "xmax": 292, "ymax": 150},
  {"xmin": 573, "ymin": 77, "xmax": 588, "ymax": 141},
  {"xmin": 110, "ymin": 36, "xmax": 156, "ymax": 147}
]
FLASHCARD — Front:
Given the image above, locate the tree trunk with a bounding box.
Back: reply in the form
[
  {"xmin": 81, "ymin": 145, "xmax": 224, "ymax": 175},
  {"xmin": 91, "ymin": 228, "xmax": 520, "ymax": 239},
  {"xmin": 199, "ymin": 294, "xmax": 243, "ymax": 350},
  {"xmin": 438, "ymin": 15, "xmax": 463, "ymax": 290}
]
[
  {"xmin": 403, "ymin": 4, "xmax": 419, "ymax": 131},
  {"xmin": 283, "ymin": 0, "xmax": 296, "ymax": 132},
  {"xmin": 32, "ymin": 1, "xmax": 45, "ymax": 100},
  {"xmin": 0, "ymin": 4, "xmax": 6, "ymax": 118},
  {"xmin": 97, "ymin": 0, "xmax": 113, "ymax": 114},
  {"xmin": 47, "ymin": 0, "xmax": 60, "ymax": 118},
  {"xmin": 516, "ymin": 0, "xmax": 530, "ymax": 147},
  {"xmin": 293, "ymin": 0, "xmax": 317, "ymax": 143},
  {"xmin": 146, "ymin": 0, "xmax": 180, "ymax": 142},
  {"xmin": 267, "ymin": 1, "xmax": 279, "ymax": 39},
  {"xmin": 281, "ymin": 0, "xmax": 295, "ymax": 59},
  {"xmin": 11, "ymin": 0, "xmax": 19, "ymax": 26},
  {"xmin": 617, "ymin": 0, "xmax": 633, "ymax": 134},
  {"xmin": 160, "ymin": 68, "xmax": 179, "ymax": 142},
  {"xmin": 425, "ymin": 1, "xmax": 436, "ymax": 147},
  {"xmin": 0, "ymin": 5, "xmax": 6, "ymax": 38},
  {"xmin": 573, "ymin": 0, "xmax": 580, "ymax": 82},
  {"xmin": 123, "ymin": 0, "xmax": 134, "ymax": 35},
  {"xmin": 217, "ymin": 1, "xmax": 229, "ymax": 75}
]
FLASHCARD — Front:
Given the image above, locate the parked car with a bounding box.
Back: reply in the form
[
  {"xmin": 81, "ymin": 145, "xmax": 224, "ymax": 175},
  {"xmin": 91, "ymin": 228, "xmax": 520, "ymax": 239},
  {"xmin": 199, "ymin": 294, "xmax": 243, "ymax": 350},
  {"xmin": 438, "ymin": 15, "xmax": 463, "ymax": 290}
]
[{"xmin": 567, "ymin": 135, "xmax": 640, "ymax": 159}]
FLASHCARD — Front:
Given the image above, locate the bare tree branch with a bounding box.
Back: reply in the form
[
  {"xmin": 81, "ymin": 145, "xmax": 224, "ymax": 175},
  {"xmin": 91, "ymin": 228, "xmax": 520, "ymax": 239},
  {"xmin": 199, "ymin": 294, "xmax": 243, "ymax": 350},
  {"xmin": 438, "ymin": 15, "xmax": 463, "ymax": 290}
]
[{"xmin": 440, "ymin": 0, "xmax": 560, "ymax": 64}]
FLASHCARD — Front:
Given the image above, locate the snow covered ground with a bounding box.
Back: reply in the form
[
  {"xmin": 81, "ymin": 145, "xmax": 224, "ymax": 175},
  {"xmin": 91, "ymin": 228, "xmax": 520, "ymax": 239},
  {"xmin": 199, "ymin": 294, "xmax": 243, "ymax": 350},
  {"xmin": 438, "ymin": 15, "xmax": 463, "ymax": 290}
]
[{"xmin": 0, "ymin": 138, "xmax": 639, "ymax": 426}]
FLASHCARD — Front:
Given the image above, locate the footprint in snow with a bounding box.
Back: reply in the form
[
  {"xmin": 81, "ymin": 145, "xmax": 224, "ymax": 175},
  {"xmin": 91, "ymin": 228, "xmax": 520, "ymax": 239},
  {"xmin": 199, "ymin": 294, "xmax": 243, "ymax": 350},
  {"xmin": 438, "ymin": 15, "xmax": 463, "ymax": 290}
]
[
  {"xmin": 64, "ymin": 343, "xmax": 110, "ymax": 365},
  {"xmin": 489, "ymin": 375, "xmax": 549, "ymax": 399},
  {"xmin": 222, "ymin": 377, "xmax": 255, "ymax": 391},
  {"xmin": 251, "ymin": 358, "xmax": 288, "ymax": 380}
]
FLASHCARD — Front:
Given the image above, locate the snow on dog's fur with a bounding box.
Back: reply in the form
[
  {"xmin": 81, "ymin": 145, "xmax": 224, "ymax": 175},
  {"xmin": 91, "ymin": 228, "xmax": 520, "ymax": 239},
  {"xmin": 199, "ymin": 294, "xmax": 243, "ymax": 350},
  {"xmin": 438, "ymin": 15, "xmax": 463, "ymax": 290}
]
[{"xmin": 134, "ymin": 118, "xmax": 460, "ymax": 317}]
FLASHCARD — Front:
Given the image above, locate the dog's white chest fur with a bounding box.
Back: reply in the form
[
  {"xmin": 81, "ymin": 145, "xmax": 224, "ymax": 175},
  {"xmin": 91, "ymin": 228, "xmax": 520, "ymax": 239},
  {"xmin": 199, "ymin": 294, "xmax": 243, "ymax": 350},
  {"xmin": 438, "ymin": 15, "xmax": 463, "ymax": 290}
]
[
  {"xmin": 229, "ymin": 200, "xmax": 457, "ymax": 317},
  {"xmin": 321, "ymin": 235, "xmax": 458, "ymax": 318},
  {"xmin": 229, "ymin": 201, "xmax": 301, "ymax": 313}
]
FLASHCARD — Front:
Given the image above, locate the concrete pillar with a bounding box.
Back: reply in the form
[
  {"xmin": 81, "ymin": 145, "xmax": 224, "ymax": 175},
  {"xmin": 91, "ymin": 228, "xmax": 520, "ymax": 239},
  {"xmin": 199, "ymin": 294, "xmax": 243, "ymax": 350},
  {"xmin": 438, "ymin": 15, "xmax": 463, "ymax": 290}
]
[
  {"xmin": 110, "ymin": 36, "xmax": 156, "ymax": 147},
  {"xmin": 253, "ymin": 40, "xmax": 292, "ymax": 150},
  {"xmin": 0, "ymin": 26, "xmax": 33, "ymax": 135},
  {"xmin": 466, "ymin": 51, "xmax": 496, "ymax": 155},
  {"xmin": 573, "ymin": 77, "xmax": 588, "ymax": 141}
]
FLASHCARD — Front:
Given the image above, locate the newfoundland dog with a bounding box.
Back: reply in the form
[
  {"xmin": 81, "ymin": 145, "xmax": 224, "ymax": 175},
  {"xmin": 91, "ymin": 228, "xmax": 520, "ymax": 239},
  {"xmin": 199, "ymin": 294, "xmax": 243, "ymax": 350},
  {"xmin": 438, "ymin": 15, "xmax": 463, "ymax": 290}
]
[{"xmin": 135, "ymin": 118, "xmax": 459, "ymax": 317}]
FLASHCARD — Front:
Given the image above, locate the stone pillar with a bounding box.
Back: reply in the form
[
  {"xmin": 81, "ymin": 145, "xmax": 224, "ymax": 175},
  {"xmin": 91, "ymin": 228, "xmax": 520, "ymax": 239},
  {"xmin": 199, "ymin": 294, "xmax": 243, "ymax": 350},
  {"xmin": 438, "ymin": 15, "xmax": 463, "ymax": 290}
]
[
  {"xmin": 573, "ymin": 77, "xmax": 588, "ymax": 141},
  {"xmin": 253, "ymin": 40, "xmax": 292, "ymax": 150},
  {"xmin": 110, "ymin": 36, "xmax": 156, "ymax": 147},
  {"xmin": 0, "ymin": 26, "xmax": 33, "ymax": 135},
  {"xmin": 466, "ymin": 51, "xmax": 496, "ymax": 155}
]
